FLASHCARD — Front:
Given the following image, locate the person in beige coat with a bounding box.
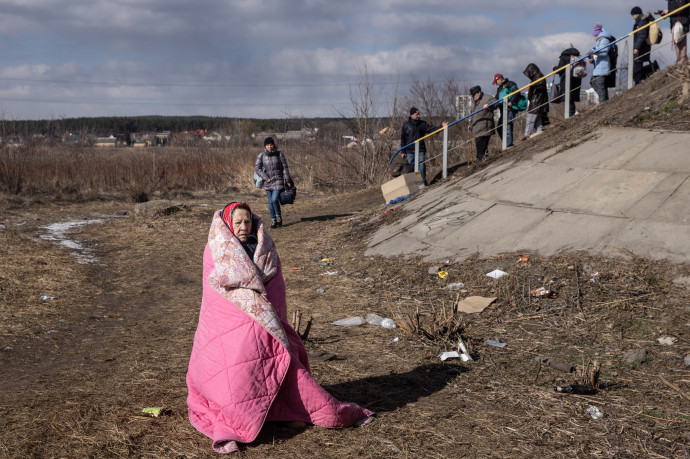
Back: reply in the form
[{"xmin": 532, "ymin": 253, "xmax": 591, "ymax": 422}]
[{"xmin": 469, "ymin": 85, "xmax": 498, "ymax": 162}]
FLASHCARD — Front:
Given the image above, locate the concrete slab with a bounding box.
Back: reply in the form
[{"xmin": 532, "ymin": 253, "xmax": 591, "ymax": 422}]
[
  {"xmin": 624, "ymin": 173, "xmax": 689, "ymax": 221},
  {"xmin": 513, "ymin": 212, "xmax": 626, "ymax": 256},
  {"xmin": 547, "ymin": 169, "xmax": 667, "ymax": 216},
  {"xmin": 604, "ymin": 219, "xmax": 690, "ymax": 264},
  {"xmin": 367, "ymin": 127, "xmax": 690, "ymax": 265},
  {"xmin": 417, "ymin": 204, "xmax": 549, "ymax": 261},
  {"xmin": 475, "ymin": 163, "xmax": 594, "ymax": 207},
  {"xmin": 544, "ymin": 128, "xmax": 659, "ymax": 169},
  {"xmin": 652, "ymin": 175, "xmax": 690, "ymax": 224},
  {"xmin": 624, "ymin": 131, "xmax": 690, "ymax": 172}
]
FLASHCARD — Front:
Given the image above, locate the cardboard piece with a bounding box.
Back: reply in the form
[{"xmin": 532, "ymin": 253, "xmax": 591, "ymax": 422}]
[
  {"xmin": 381, "ymin": 172, "xmax": 424, "ymax": 203},
  {"xmin": 456, "ymin": 296, "xmax": 497, "ymax": 314}
]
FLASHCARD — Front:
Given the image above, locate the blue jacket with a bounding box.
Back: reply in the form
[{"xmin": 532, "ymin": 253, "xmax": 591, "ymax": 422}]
[{"xmin": 591, "ymin": 31, "xmax": 615, "ymax": 76}]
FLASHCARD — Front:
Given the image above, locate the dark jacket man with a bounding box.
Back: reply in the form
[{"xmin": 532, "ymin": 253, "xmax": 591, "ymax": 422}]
[{"xmin": 400, "ymin": 109, "xmax": 441, "ymax": 154}]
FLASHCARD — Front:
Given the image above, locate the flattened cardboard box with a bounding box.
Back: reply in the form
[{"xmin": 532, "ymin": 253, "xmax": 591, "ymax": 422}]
[{"xmin": 381, "ymin": 172, "xmax": 424, "ymax": 203}]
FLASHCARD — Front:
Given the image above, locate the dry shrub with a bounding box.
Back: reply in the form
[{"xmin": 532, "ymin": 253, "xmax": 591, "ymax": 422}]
[{"xmin": 0, "ymin": 138, "xmax": 403, "ymax": 199}]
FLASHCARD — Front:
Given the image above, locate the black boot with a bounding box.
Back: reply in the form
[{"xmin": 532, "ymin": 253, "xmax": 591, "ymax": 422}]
[
  {"xmin": 270, "ymin": 219, "xmax": 277, "ymax": 229},
  {"xmin": 276, "ymin": 216, "xmax": 282, "ymax": 228}
]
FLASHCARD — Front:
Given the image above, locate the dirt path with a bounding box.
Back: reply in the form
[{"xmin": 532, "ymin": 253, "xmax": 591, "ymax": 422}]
[{"xmin": 2, "ymin": 187, "xmax": 689, "ymax": 457}]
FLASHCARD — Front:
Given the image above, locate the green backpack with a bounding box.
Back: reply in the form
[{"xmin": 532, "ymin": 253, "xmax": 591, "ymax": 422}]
[{"xmin": 499, "ymin": 85, "xmax": 528, "ymax": 111}]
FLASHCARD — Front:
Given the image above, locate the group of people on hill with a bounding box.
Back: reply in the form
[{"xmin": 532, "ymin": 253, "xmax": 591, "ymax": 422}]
[{"xmin": 399, "ymin": 2, "xmax": 690, "ymax": 173}]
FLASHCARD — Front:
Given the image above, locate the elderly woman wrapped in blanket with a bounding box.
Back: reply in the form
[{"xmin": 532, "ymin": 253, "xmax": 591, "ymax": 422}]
[{"xmin": 186, "ymin": 202, "xmax": 373, "ymax": 454}]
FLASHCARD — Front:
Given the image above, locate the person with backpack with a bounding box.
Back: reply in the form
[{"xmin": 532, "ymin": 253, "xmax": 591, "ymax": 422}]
[
  {"xmin": 522, "ymin": 63, "xmax": 549, "ymax": 139},
  {"xmin": 631, "ymin": 6, "xmax": 653, "ymax": 84},
  {"xmin": 588, "ymin": 22, "xmax": 616, "ymax": 103},
  {"xmin": 492, "ymin": 74, "xmax": 520, "ymax": 147},
  {"xmin": 254, "ymin": 137, "xmax": 293, "ymax": 229},
  {"xmin": 661, "ymin": 1, "xmax": 690, "ymax": 65},
  {"xmin": 552, "ymin": 47, "xmax": 584, "ymax": 116}
]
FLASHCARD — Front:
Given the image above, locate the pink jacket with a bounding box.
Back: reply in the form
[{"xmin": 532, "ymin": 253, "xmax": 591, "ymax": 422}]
[{"xmin": 186, "ymin": 212, "xmax": 373, "ymax": 453}]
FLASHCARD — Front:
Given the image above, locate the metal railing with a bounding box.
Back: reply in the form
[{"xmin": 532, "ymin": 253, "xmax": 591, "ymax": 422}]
[{"xmin": 389, "ymin": 3, "xmax": 690, "ymax": 180}]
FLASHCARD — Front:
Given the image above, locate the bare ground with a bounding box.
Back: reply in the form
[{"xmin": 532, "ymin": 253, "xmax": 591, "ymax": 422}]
[{"xmin": 2, "ymin": 64, "xmax": 690, "ymax": 458}]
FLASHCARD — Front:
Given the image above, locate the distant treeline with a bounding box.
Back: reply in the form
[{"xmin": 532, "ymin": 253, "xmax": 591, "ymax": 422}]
[{"xmin": 0, "ymin": 115, "xmax": 345, "ymax": 137}]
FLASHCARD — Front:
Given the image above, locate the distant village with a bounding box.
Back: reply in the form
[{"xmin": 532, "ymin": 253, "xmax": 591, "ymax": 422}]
[{"xmin": 0, "ymin": 127, "xmax": 321, "ymax": 148}]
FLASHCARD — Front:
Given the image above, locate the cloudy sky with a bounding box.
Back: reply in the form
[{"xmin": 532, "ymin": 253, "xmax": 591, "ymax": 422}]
[{"xmin": 0, "ymin": 0, "xmax": 677, "ymax": 120}]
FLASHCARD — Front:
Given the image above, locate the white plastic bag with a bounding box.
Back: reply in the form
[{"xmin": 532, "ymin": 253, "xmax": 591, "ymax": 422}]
[{"xmin": 673, "ymin": 21, "xmax": 684, "ymax": 44}]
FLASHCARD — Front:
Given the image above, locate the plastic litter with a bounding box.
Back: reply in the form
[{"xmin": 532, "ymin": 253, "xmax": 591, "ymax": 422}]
[
  {"xmin": 658, "ymin": 336, "xmax": 677, "ymax": 345},
  {"xmin": 457, "ymin": 339, "xmax": 473, "ymax": 362},
  {"xmin": 486, "ymin": 269, "xmax": 508, "ymax": 279},
  {"xmin": 40, "ymin": 296, "xmax": 56, "ymax": 300},
  {"xmin": 446, "ymin": 282, "xmax": 465, "ymax": 290},
  {"xmin": 320, "ymin": 271, "xmax": 338, "ymax": 276},
  {"xmin": 386, "ymin": 193, "xmax": 413, "ymax": 205},
  {"xmin": 530, "ymin": 287, "xmax": 558, "ymax": 298},
  {"xmin": 331, "ymin": 316, "xmax": 364, "ymax": 326},
  {"xmin": 484, "ymin": 339, "xmax": 507, "ymax": 348},
  {"xmin": 437, "ymin": 271, "xmax": 448, "ymax": 279},
  {"xmin": 140, "ymin": 407, "xmax": 162, "ymax": 418},
  {"xmin": 554, "ymin": 384, "xmax": 596, "ymax": 395},
  {"xmin": 439, "ymin": 351, "xmax": 461, "ymax": 361},
  {"xmin": 381, "ymin": 318, "xmax": 396, "ymax": 329},
  {"xmin": 365, "ymin": 314, "xmax": 396, "ymax": 329},
  {"xmin": 365, "ymin": 314, "xmax": 384, "ymax": 326},
  {"xmin": 389, "ymin": 337, "xmax": 400, "ymax": 343},
  {"xmin": 684, "ymin": 355, "xmax": 690, "ymax": 366},
  {"xmin": 586, "ymin": 406, "xmax": 603, "ymax": 420}
]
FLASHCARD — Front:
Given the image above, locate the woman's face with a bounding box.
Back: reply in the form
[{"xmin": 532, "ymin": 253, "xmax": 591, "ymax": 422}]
[{"xmin": 231, "ymin": 209, "xmax": 252, "ymax": 242}]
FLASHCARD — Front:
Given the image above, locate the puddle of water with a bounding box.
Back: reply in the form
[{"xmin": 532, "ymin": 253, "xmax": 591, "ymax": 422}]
[{"xmin": 39, "ymin": 218, "xmax": 106, "ymax": 264}]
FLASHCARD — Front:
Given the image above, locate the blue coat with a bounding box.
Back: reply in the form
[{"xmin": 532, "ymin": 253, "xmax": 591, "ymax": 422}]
[{"xmin": 591, "ymin": 31, "xmax": 615, "ymax": 76}]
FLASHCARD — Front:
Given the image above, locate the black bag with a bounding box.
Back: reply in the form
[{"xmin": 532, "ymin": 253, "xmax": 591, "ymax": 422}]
[
  {"xmin": 390, "ymin": 161, "xmax": 414, "ymax": 177},
  {"xmin": 642, "ymin": 60, "xmax": 660, "ymax": 79},
  {"xmin": 605, "ymin": 36, "xmax": 618, "ymax": 88},
  {"xmin": 279, "ymin": 184, "xmax": 297, "ymax": 205},
  {"xmin": 550, "ymin": 81, "xmax": 563, "ymax": 104}
]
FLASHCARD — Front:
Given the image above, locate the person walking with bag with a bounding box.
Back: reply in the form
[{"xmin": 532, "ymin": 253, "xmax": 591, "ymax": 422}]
[
  {"xmin": 255, "ymin": 137, "xmax": 293, "ymax": 229},
  {"xmin": 662, "ymin": 1, "xmax": 690, "ymax": 65}
]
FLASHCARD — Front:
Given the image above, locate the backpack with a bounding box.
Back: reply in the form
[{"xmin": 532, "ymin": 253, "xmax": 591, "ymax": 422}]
[
  {"xmin": 645, "ymin": 13, "xmax": 663, "ymax": 45},
  {"xmin": 498, "ymin": 83, "xmax": 527, "ymax": 111},
  {"xmin": 254, "ymin": 152, "xmax": 266, "ymax": 188},
  {"xmin": 513, "ymin": 93, "xmax": 528, "ymax": 111},
  {"xmin": 605, "ymin": 36, "xmax": 618, "ymax": 88}
]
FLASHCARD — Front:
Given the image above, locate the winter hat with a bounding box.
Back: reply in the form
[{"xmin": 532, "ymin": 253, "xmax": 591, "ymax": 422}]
[
  {"xmin": 469, "ymin": 85, "xmax": 482, "ymax": 96},
  {"xmin": 221, "ymin": 202, "xmax": 252, "ymax": 235},
  {"xmin": 264, "ymin": 137, "xmax": 275, "ymax": 146},
  {"xmin": 492, "ymin": 73, "xmax": 504, "ymax": 85},
  {"xmin": 593, "ymin": 22, "xmax": 603, "ymax": 36},
  {"xmin": 409, "ymin": 107, "xmax": 419, "ymax": 115},
  {"xmin": 630, "ymin": 6, "xmax": 642, "ymax": 15}
]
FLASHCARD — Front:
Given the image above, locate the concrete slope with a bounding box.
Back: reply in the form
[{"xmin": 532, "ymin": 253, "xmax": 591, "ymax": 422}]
[{"xmin": 366, "ymin": 127, "xmax": 690, "ymax": 264}]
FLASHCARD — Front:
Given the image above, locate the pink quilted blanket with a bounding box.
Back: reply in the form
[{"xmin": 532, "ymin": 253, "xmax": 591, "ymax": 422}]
[{"xmin": 187, "ymin": 212, "xmax": 373, "ymax": 453}]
